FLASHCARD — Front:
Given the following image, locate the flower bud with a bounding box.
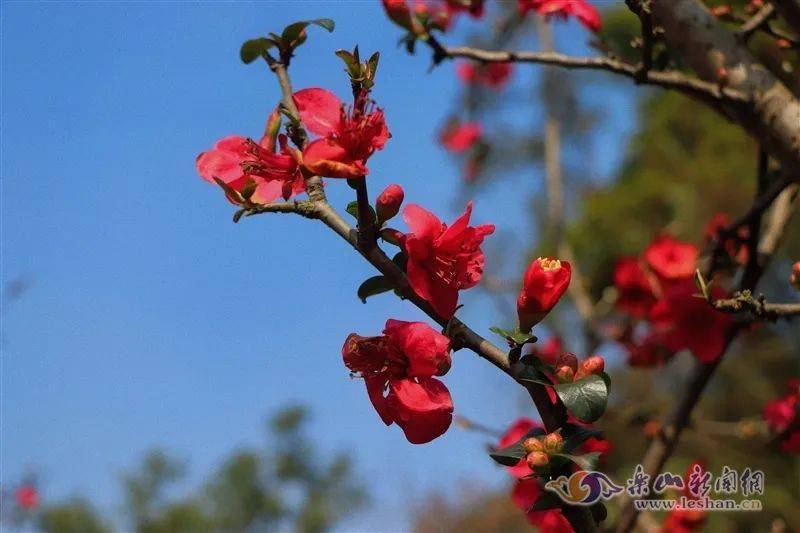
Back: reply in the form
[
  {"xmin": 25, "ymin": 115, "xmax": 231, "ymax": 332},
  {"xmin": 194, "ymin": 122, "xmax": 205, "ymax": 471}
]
[
  {"xmin": 542, "ymin": 432, "xmax": 564, "ymax": 454},
  {"xmin": 643, "ymin": 420, "xmax": 661, "ymax": 438},
  {"xmin": 526, "ymin": 451, "xmax": 549, "ymax": 470},
  {"xmin": 555, "ymin": 352, "xmax": 579, "ymax": 373},
  {"xmin": 517, "ymin": 258, "xmax": 571, "ymax": 332},
  {"xmin": 382, "ymin": 0, "xmax": 414, "ymax": 30},
  {"xmin": 791, "ymin": 261, "xmax": 800, "ymax": 290},
  {"xmin": 710, "ymin": 4, "xmax": 733, "ymax": 17},
  {"xmin": 575, "ymin": 355, "xmax": 605, "ymax": 380},
  {"xmin": 523, "ymin": 437, "xmax": 544, "ymax": 453},
  {"xmin": 379, "ymin": 228, "xmax": 404, "ymax": 246},
  {"xmin": 555, "ymin": 365, "xmax": 575, "ymax": 383},
  {"xmin": 376, "ymin": 184, "xmax": 404, "ymax": 224}
]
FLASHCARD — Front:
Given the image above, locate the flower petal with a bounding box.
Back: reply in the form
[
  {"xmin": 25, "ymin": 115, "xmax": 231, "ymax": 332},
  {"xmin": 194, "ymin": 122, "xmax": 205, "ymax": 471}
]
[
  {"xmin": 387, "ymin": 378, "xmax": 453, "ymax": 444},
  {"xmin": 293, "ymin": 88, "xmax": 343, "ymax": 137}
]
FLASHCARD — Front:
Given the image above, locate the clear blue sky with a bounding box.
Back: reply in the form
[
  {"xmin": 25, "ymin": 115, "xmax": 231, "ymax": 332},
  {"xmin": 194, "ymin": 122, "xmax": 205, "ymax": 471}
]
[{"xmin": 1, "ymin": 2, "xmax": 634, "ymax": 530}]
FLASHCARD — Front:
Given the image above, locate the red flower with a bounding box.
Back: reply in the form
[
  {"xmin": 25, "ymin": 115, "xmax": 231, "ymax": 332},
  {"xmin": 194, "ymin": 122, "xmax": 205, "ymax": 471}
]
[
  {"xmin": 293, "ymin": 88, "xmax": 390, "ymax": 179},
  {"xmin": 439, "ymin": 120, "xmax": 482, "ymax": 152},
  {"xmin": 456, "ymin": 61, "xmax": 513, "ymax": 89},
  {"xmin": 644, "ymin": 235, "xmax": 699, "ymax": 282},
  {"xmin": 662, "ymin": 508, "xmax": 706, "ymax": 533},
  {"xmin": 517, "ymin": 258, "xmax": 572, "ymax": 332},
  {"xmin": 614, "ymin": 256, "xmax": 657, "ymax": 318},
  {"xmin": 14, "ymin": 485, "xmax": 38, "ymax": 510},
  {"xmin": 649, "ymin": 279, "xmax": 733, "ymax": 363},
  {"xmin": 764, "ymin": 380, "xmax": 799, "ymax": 452},
  {"xmin": 511, "ymin": 478, "xmax": 573, "ymax": 532},
  {"xmin": 623, "ymin": 332, "xmax": 674, "ymax": 367},
  {"xmin": 376, "ymin": 184, "xmax": 405, "ymax": 224},
  {"xmin": 704, "ymin": 213, "xmax": 749, "ymax": 265},
  {"xmin": 381, "ymin": 0, "xmax": 454, "ymax": 33},
  {"xmin": 518, "ymin": 0, "xmax": 602, "ymax": 32},
  {"xmin": 342, "ymin": 319, "xmax": 453, "ymax": 444},
  {"xmin": 401, "ymin": 202, "xmax": 495, "ymax": 318},
  {"xmin": 446, "ymin": 0, "xmax": 484, "ymax": 18},
  {"xmin": 196, "ymin": 134, "xmax": 304, "ymax": 204},
  {"xmin": 497, "ymin": 417, "xmax": 542, "ymax": 478}
]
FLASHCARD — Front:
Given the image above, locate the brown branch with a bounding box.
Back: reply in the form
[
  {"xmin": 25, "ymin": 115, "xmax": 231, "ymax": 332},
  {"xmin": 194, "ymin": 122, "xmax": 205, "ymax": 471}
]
[
  {"xmin": 737, "ymin": 3, "xmax": 777, "ymax": 41},
  {"xmin": 626, "ymin": 0, "xmax": 655, "ymax": 82},
  {"xmin": 710, "ymin": 291, "xmax": 800, "ymax": 320},
  {"xmin": 426, "ymin": 39, "xmax": 750, "ymax": 106}
]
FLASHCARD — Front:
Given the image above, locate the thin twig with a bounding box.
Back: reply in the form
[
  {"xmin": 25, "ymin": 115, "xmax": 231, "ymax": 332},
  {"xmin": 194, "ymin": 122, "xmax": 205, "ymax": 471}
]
[
  {"xmin": 737, "ymin": 3, "xmax": 777, "ymax": 41},
  {"xmin": 425, "ymin": 38, "xmax": 750, "ymax": 106},
  {"xmin": 710, "ymin": 291, "xmax": 800, "ymax": 320}
]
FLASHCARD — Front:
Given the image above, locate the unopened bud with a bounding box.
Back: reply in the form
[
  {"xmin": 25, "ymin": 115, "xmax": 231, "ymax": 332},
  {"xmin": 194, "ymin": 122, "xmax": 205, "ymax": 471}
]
[
  {"xmin": 376, "ymin": 184, "xmax": 404, "ymax": 224},
  {"xmin": 379, "ymin": 228, "xmax": 404, "ymax": 246},
  {"xmin": 526, "ymin": 451, "xmax": 549, "ymax": 470},
  {"xmin": 643, "ymin": 420, "xmax": 661, "ymax": 438},
  {"xmin": 523, "ymin": 437, "xmax": 544, "ymax": 454},
  {"xmin": 791, "ymin": 261, "xmax": 800, "ymax": 290},
  {"xmin": 710, "ymin": 5, "xmax": 733, "ymax": 17},
  {"xmin": 555, "ymin": 365, "xmax": 575, "ymax": 383},
  {"xmin": 576, "ymin": 355, "xmax": 605, "ymax": 380},
  {"xmin": 555, "ymin": 353, "xmax": 578, "ymax": 372},
  {"xmin": 542, "ymin": 432, "xmax": 564, "ymax": 454}
]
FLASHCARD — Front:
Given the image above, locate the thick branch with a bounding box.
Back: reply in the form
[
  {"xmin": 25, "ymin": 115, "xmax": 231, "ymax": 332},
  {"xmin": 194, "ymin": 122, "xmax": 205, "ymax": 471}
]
[{"xmin": 651, "ymin": 0, "xmax": 800, "ymax": 180}]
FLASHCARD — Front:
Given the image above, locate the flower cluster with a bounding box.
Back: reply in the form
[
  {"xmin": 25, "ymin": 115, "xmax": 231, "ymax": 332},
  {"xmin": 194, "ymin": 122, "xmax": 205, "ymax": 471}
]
[
  {"xmin": 763, "ymin": 379, "xmax": 800, "ymax": 454},
  {"xmin": 495, "ymin": 418, "xmax": 611, "ymax": 530},
  {"xmin": 497, "ymin": 419, "xmax": 573, "ymax": 531},
  {"xmin": 197, "ymin": 83, "xmax": 390, "ymax": 204},
  {"xmin": 518, "ymin": 0, "xmax": 602, "ymax": 32},
  {"xmin": 381, "ymin": 0, "xmax": 484, "ymax": 36},
  {"xmin": 613, "ymin": 234, "xmax": 733, "ymax": 365},
  {"xmin": 343, "ymin": 320, "xmax": 453, "ymax": 444}
]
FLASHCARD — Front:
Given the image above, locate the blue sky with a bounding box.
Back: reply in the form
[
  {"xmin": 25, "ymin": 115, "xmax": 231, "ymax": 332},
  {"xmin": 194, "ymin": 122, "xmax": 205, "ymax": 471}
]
[{"xmin": 1, "ymin": 2, "xmax": 635, "ymax": 530}]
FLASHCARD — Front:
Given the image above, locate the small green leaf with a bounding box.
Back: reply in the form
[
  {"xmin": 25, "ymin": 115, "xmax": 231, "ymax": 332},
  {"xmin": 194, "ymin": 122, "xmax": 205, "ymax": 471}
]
[
  {"xmin": 561, "ymin": 423, "xmax": 604, "ymax": 454},
  {"xmin": 489, "ymin": 427, "xmax": 545, "ymax": 466},
  {"xmin": 528, "ymin": 490, "xmax": 562, "ymax": 512},
  {"xmin": 281, "ymin": 18, "xmax": 335, "ymax": 45},
  {"xmin": 240, "ymin": 38, "xmax": 275, "ymax": 64},
  {"xmin": 514, "ymin": 361, "xmax": 552, "ymax": 386},
  {"xmin": 489, "ymin": 327, "xmax": 536, "ymax": 346},
  {"xmin": 357, "ymin": 276, "xmax": 393, "ymax": 303},
  {"xmin": 554, "ymin": 375, "xmax": 608, "ymax": 423},
  {"xmin": 345, "ymin": 201, "xmax": 360, "ymax": 219},
  {"xmin": 335, "ymin": 49, "xmax": 359, "ymax": 74},
  {"xmin": 232, "ymin": 209, "xmax": 246, "ymax": 223},
  {"xmin": 551, "ymin": 451, "xmax": 602, "ymax": 471}
]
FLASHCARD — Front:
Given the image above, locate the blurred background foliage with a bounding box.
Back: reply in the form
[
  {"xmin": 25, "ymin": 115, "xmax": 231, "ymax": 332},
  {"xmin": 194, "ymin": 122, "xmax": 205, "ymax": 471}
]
[{"xmin": 17, "ymin": 405, "xmax": 365, "ymax": 532}]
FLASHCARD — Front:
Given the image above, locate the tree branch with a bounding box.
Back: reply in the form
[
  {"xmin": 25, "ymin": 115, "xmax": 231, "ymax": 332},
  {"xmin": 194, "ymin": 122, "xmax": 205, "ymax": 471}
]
[
  {"xmin": 710, "ymin": 291, "xmax": 800, "ymax": 320},
  {"xmin": 426, "ymin": 39, "xmax": 750, "ymax": 106},
  {"xmin": 737, "ymin": 3, "xmax": 777, "ymax": 41}
]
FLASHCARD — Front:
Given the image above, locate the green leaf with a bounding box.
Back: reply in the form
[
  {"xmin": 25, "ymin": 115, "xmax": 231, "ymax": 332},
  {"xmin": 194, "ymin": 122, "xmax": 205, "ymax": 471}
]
[
  {"xmin": 240, "ymin": 38, "xmax": 275, "ymax": 64},
  {"xmin": 551, "ymin": 451, "xmax": 602, "ymax": 471},
  {"xmin": 335, "ymin": 49, "xmax": 359, "ymax": 74},
  {"xmin": 345, "ymin": 201, "xmax": 359, "ymax": 219},
  {"xmin": 561, "ymin": 423, "xmax": 604, "ymax": 454},
  {"xmin": 357, "ymin": 276, "xmax": 393, "ymax": 303},
  {"xmin": 554, "ymin": 375, "xmax": 608, "ymax": 423},
  {"xmin": 488, "ymin": 427, "xmax": 545, "ymax": 466},
  {"xmin": 590, "ymin": 502, "xmax": 608, "ymax": 524},
  {"xmin": 528, "ymin": 490, "xmax": 562, "ymax": 512},
  {"xmin": 489, "ymin": 327, "xmax": 537, "ymax": 346},
  {"xmin": 514, "ymin": 361, "xmax": 552, "ymax": 387},
  {"xmin": 281, "ymin": 18, "xmax": 335, "ymax": 44}
]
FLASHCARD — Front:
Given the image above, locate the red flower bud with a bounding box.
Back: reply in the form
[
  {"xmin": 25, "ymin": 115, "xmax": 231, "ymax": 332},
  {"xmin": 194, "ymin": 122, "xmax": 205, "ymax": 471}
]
[
  {"xmin": 555, "ymin": 365, "xmax": 575, "ymax": 383},
  {"xmin": 376, "ymin": 184, "xmax": 404, "ymax": 224},
  {"xmin": 555, "ymin": 352, "xmax": 578, "ymax": 372},
  {"xmin": 516, "ymin": 257, "xmax": 571, "ymax": 332},
  {"xmin": 526, "ymin": 451, "xmax": 549, "ymax": 470},
  {"xmin": 710, "ymin": 5, "xmax": 733, "ymax": 17},
  {"xmin": 542, "ymin": 432, "xmax": 564, "ymax": 454},
  {"xmin": 791, "ymin": 261, "xmax": 800, "ymax": 290},
  {"xmin": 523, "ymin": 437, "xmax": 544, "ymax": 453},
  {"xmin": 575, "ymin": 355, "xmax": 605, "ymax": 380}
]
